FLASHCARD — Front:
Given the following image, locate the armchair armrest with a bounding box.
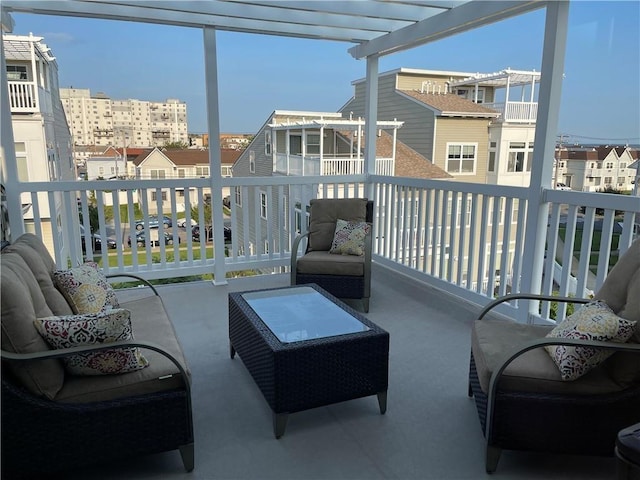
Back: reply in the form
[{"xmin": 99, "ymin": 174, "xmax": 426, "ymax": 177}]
[
  {"xmin": 1, "ymin": 340, "xmax": 191, "ymax": 389},
  {"xmin": 106, "ymin": 273, "xmax": 159, "ymax": 296},
  {"xmin": 478, "ymin": 293, "xmax": 590, "ymax": 321},
  {"xmin": 290, "ymin": 232, "xmax": 310, "ymax": 285}
]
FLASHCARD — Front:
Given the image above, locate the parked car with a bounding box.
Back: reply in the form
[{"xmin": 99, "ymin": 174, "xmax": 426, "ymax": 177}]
[
  {"xmin": 134, "ymin": 215, "xmax": 172, "ymax": 231},
  {"xmin": 79, "ymin": 224, "xmax": 117, "ymax": 252},
  {"xmin": 555, "ymin": 183, "xmax": 572, "ymax": 191},
  {"xmin": 128, "ymin": 229, "xmax": 179, "ymax": 247},
  {"xmin": 176, "ymin": 217, "xmax": 198, "ymax": 228},
  {"xmin": 192, "ymin": 224, "xmax": 232, "ymax": 243}
]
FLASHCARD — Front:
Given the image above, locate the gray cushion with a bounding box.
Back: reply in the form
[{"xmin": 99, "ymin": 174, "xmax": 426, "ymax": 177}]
[
  {"xmin": 308, "ymin": 198, "xmax": 368, "ymax": 252},
  {"xmin": 55, "ymin": 295, "xmax": 191, "ymax": 403},
  {"xmin": 296, "ymin": 250, "xmax": 364, "ymax": 276},
  {"xmin": 472, "ymin": 317, "xmax": 623, "ymax": 396},
  {"xmin": 3, "ymin": 234, "xmax": 73, "ymax": 316},
  {"xmin": 1, "ymin": 252, "xmax": 65, "ymax": 399}
]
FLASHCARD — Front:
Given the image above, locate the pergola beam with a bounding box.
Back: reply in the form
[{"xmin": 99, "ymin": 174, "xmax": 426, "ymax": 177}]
[{"xmin": 349, "ymin": 0, "xmax": 547, "ymax": 59}]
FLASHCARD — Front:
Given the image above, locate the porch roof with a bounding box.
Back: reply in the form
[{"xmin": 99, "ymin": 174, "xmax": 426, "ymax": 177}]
[{"xmin": 2, "ymin": 1, "xmax": 546, "ymax": 59}]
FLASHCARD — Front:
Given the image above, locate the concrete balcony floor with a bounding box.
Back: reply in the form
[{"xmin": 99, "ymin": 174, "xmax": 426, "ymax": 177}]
[{"xmin": 65, "ymin": 263, "xmax": 615, "ymax": 480}]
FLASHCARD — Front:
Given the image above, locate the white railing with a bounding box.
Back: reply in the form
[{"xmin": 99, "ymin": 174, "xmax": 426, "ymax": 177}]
[
  {"xmin": 484, "ymin": 101, "xmax": 538, "ymax": 122},
  {"xmin": 10, "ymin": 175, "xmax": 640, "ymax": 319},
  {"xmin": 8, "ymin": 81, "xmax": 38, "ymax": 112},
  {"xmin": 274, "ymin": 153, "xmax": 395, "ymax": 176}
]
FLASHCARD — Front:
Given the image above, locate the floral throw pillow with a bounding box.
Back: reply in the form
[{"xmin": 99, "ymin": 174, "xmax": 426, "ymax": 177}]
[
  {"xmin": 34, "ymin": 309, "xmax": 149, "ymax": 376},
  {"xmin": 329, "ymin": 219, "xmax": 370, "ymax": 256},
  {"xmin": 544, "ymin": 300, "xmax": 636, "ymax": 381},
  {"xmin": 54, "ymin": 262, "xmax": 119, "ymax": 314}
]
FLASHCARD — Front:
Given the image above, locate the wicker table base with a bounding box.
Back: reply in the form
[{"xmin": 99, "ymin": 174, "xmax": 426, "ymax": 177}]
[{"xmin": 229, "ymin": 284, "xmax": 389, "ymax": 438}]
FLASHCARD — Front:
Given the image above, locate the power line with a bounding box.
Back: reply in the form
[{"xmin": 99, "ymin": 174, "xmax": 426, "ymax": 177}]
[{"xmin": 558, "ymin": 133, "xmax": 640, "ymax": 143}]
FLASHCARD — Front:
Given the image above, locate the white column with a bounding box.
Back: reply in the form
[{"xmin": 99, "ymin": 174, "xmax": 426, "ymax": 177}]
[
  {"xmin": 203, "ymin": 26, "xmax": 227, "ymax": 285},
  {"xmin": 0, "ymin": 29, "xmax": 25, "ymax": 238},
  {"xmin": 519, "ymin": 1, "xmax": 569, "ymax": 323},
  {"xmin": 363, "ymin": 55, "xmax": 379, "ymax": 199}
]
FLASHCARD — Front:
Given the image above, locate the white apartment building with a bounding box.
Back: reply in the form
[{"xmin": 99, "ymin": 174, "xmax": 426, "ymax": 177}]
[{"xmin": 60, "ymin": 88, "xmax": 188, "ymax": 150}]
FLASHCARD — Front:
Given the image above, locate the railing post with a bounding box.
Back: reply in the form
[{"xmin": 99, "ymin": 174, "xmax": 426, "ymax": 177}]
[
  {"xmin": 363, "ymin": 54, "xmax": 379, "ymax": 200},
  {"xmin": 203, "ymin": 26, "xmax": 227, "ymax": 286},
  {"xmin": 519, "ymin": 1, "xmax": 569, "ymax": 323}
]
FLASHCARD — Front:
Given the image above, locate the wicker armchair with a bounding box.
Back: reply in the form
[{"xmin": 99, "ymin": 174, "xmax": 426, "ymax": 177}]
[
  {"xmin": 291, "ymin": 198, "xmax": 373, "ymax": 312},
  {"xmin": 469, "ymin": 239, "xmax": 640, "ymax": 473}
]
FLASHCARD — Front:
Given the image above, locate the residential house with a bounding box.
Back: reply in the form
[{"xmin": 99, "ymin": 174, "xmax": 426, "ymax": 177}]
[
  {"xmin": 232, "ymin": 109, "xmax": 450, "ymax": 260},
  {"xmin": 341, "ymin": 68, "xmax": 541, "ymax": 187},
  {"xmin": 127, "ymin": 148, "xmax": 240, "ymax": 214},
  {"xmin": 3, "ymin": 32, "xmax": 73, "ymax": 248},
  {"xmin": 556, "ymin": 145, "xmax": 638, "ymax": 192}
]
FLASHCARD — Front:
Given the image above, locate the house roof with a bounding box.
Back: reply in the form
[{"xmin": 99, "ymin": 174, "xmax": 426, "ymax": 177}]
[
  {"xmin": 398, "ymin": 91, "xmax": 500, "ymax": 117},
  {"xmin": 131, "ymin": 148, "xmax": 240, "ymax": 167},
  {"xmin": 339, "ymin": 131, "xmax": 451, "ymax": 180},
  {"xmin": 558, "ymin": 146, "xmax": 640, "ymax": 162},
  {"xmin": 3, "ymin": 1, "xmax": 544, "ymax": 60}
]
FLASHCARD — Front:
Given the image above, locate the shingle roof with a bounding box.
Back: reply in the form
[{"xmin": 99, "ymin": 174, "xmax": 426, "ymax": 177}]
[
  {"xmin": 132, "ymin": 148, "xmax": 241, "ymax": 166},
  {"xmin": 338, "ymin": 131, "xmax": 451, "ymax": 180},
  {"xmin": 558, "ymin": 146, "xmax": 639, "ymax": 161},
  {"xmin": 399, "ymin": 90, "xmax": 499, "ymax": 117}
]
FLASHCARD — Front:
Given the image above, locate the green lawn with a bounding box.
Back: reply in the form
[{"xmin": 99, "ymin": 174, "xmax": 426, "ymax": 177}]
[{"xmin": 557, "ymin": 227, "xmax": 620, "ymax": 273}]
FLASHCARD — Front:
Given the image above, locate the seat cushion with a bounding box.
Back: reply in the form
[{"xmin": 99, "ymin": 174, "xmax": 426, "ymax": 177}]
[
  {"xmin": 308, "ymin": 198, "xmax": 368, "ymax": 251},
  {"xmin": 55, "ymin": 295, "xmax": 190, "ymax": 403},
  {"xmin": 472, "ymin": 318, "xmax": 624, "ymax": 396},
  {"xmin": 296, "ymin": 250, "xmax": 365, "ymax": 276},
  {"xmin": 2, "ymin": 234, "xmax": 73, "ymax": 316},
  {"xmin": 1, "ymin": 252, "xmax": 65, "ymax": 399}
]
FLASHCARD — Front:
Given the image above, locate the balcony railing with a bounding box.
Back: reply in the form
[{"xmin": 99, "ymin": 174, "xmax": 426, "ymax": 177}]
[
  {"xmin": 12, "ymin": 175, "xmax": 639, "ymax": 323},
  {"xmin": 484, "ymin": 101, "xmax": 538, "ymax": 122},
  {"xmin": 274, "ymin": 153, "xmax": 394, "ymax": 176},
  {"xmin": 8, "ymin": 81, "xmax": 38, "ymax": 112}
]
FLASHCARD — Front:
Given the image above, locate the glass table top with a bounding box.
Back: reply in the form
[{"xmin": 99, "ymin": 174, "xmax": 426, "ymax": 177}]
[{"xmin": 241, "ymin": 286, "xmax": 369, "ymax": 343}]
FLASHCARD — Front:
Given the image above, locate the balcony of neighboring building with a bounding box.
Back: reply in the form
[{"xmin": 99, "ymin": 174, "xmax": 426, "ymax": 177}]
[{"xmin": 270, "ymin": 118, "xmax": 402, "ymax": 177}]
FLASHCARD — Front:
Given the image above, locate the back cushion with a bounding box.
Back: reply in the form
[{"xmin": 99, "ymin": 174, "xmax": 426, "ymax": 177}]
[
  {"xmin": 3, "ymin": 234, "xmax": 73, "ymax": 316},
  {"xmin": 308, "ymin": 198, "xmax": 368, "ymax": 251},
  {"xmin": 1, "ymin": 252, "xmax": 65, "ymax": 399},
  {"xmin": 595, "ymin": 238, "xmax": 640, "ymax": 317}
]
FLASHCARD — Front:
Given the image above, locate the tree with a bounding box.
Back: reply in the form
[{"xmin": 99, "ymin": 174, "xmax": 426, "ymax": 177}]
[{"xmin": 163, "ymin": 141, "xmax": 189, "ymax": 149}]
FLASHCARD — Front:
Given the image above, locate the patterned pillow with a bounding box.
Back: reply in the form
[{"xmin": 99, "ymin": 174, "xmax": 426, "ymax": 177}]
[
  {"xmin": 33, "ymin": 309, "xmax": 149, "ymax": 376},
  {"xmin": 544, "ymin": 300, "xmax": 636, "ymax": 381},
  {"xmin": 54, "ymin": 262, "xmax": 119, "ymax": 314},
  {"xmin": 329, "ymin": 219, "xmax": 370, "ymax": 256}
]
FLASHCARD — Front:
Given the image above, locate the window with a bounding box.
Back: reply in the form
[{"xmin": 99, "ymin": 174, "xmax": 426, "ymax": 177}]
[
  {"xmin": 289, "ymin": 134, "xmax": 302, "ymax": 155},
  {"xmin": 604, "ymin": 177, "xmax": 612, "ymax": 184},
  {"xmin": 446, "ymin": 143, "xmax": 476, "ymax": 174},
  {"xmin": 196, "ymin": 166, "xmax": 209, "ymax": 177},
  {"xmin": 263, "ymin": 240, "xmax": 270, "ymax": 254},
  {"xmin": 150, "ymin": 169, "xmax": 166, "ymax": 179},
  {"xmin": 177, "ymin": 168, "xmax": 186, "ymax": 178},
  {"xmin": 260, "ymin": 191, "xmax": 267, "ymax": 219},
  {"xmin": 15, "ymin": 142, "xmax": 28, "ymax": 181},
  {"xmin": 488, "ymin": 152, "xmax": 496, "ymax": 172},
  {"xmin": 235, "ymin": 187, "xmax": 242, "ymax": 207},
  {"xmin": 249, "ymin": 150, "xmax": 255, "ymax": 173},
  {"xmin": 306, "ymin": 133, "xmax": 321, "ymax": 155},
  {"xmin": 6, "ymin": 65, "xmax": 27, "ymax": 81},
  {"xmin": 99, "ymin": 167, "xmax": 104, "ymax": 175},
  {"xmin": 507, "ymin": 142, "xmax": 532, "ymax": 172},
  {"xmin": 264, "ymin": 131, "xmax": 272, "ymax": 155},
  {"xmin": 151, "ymin": 191, "xmax": 167, "ymax": 201}
]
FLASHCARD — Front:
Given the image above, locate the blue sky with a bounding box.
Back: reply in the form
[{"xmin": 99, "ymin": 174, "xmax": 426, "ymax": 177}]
[{"xmin": 10, "ymin": 1, "xmax": 640, "ymax": 144}]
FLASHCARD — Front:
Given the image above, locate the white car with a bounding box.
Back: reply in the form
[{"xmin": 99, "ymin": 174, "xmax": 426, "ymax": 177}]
[
  {"xmin": 555, "ymin": 183, "xmax": 572, "ymax": 191},
  {"xmin": 176, "ymin": 218, "xmax": 198, "ymax": 228}
]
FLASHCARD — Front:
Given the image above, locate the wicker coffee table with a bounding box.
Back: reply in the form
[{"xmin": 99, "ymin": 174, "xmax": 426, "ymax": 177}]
[{"xmin": 228, "ymin": 284, "xmax": 389, "ymax": 438}]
